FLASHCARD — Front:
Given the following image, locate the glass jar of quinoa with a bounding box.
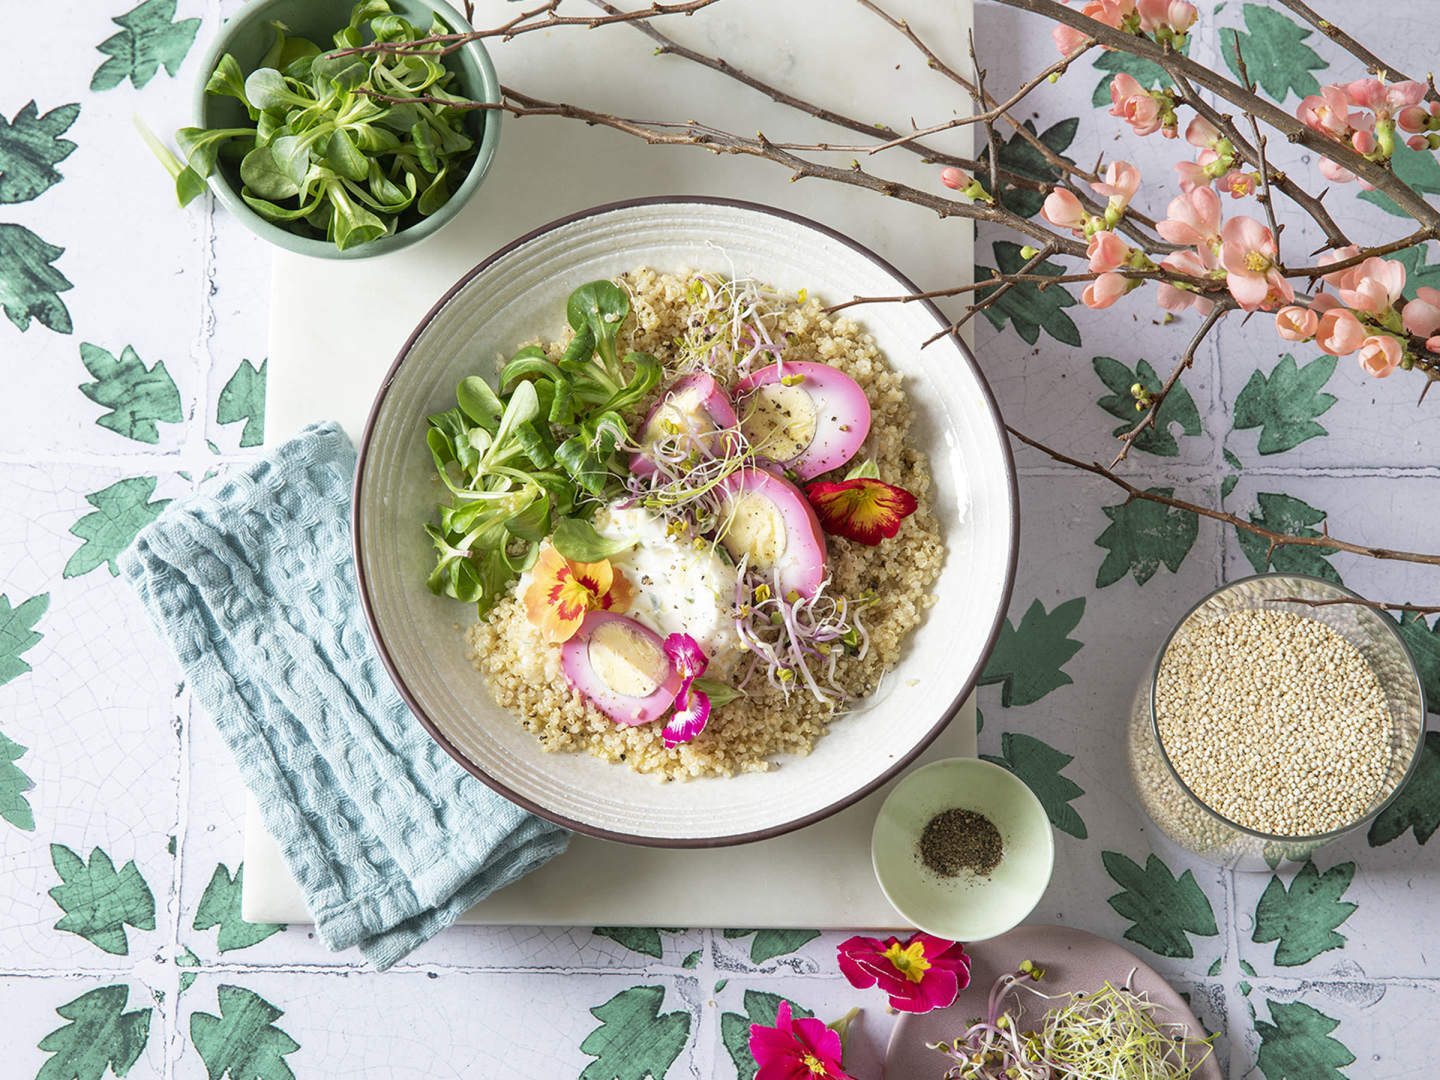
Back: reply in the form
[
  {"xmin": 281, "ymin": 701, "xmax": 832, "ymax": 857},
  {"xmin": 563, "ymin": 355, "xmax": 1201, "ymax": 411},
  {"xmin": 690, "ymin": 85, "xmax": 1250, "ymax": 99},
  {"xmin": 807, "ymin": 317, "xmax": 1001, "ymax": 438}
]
[{"xmin": 1127, "ymin": 573, "xmax": 1426, "ymax": 870}]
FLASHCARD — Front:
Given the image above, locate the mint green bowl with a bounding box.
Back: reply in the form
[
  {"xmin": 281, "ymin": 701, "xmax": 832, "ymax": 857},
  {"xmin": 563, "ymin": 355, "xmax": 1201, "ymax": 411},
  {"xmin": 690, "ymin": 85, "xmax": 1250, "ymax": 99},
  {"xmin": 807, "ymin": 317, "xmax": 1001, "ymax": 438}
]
[
  {"xmin": 872, "ymin": 758, "xmax": 1054, "ymax": 942},
  {"xmin": 191, "ymin": 0, "xmax": 500, "ymax": 259}
]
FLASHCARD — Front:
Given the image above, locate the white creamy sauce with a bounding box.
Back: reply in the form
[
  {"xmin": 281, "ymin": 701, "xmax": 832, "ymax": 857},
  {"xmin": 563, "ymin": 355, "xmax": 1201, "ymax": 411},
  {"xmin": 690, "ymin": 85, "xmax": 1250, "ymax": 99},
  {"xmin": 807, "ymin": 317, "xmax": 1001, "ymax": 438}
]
[
  {"xmin": 592, "ymin": 505, "xmax": 740, "ymax": 666},
  {"xmin": 512, "ymin": 504, "xmax": 740, "ymax": 669}
]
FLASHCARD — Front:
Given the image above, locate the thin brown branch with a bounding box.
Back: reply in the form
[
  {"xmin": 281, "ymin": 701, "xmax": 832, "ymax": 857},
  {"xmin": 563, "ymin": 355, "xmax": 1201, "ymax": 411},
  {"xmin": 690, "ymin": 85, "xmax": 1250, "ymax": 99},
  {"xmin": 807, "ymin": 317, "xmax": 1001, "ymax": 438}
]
[
  {"xmin": 1007, "ymin": 426, "xmax": 1440, "ymax": 568},
  {"xmin": 1229, "ymin": 30, "xmax": 1285, "ymax": 266},
  {"xmin": 331, "ymin": 0, "xmax": 717, "ymax": 57},
  {"xmin": 1284, "ymin": 228, "xmax": 1432, "ymax": 278},
  {"xmin": 1110, "ymin": 302, "xmax": 1232, "ymax": 467},
  {"xmin": 1272, "ymin": 0, "xmax": 1440, "ymax": 106},
  {"xmin": 922, "ymin": 243, "xmax": 1061, "ymax": 348},
  {"xmin": 1270, "ymin": 596, "xmax": 1440, "ymax": 616}
]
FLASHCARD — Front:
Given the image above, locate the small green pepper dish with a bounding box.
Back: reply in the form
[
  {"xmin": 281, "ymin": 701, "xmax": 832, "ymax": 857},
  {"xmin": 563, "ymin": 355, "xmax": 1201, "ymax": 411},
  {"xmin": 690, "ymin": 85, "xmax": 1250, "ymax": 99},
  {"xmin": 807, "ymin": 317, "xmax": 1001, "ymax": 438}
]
[{"xmin": 191, "ymin": 0, "xmax": 500, "ymax": 259}]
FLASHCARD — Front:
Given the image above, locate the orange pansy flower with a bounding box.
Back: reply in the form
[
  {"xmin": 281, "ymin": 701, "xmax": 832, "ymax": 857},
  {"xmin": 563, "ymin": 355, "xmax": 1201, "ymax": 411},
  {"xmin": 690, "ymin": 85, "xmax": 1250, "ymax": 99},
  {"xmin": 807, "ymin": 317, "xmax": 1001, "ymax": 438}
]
[{"xmin": 523, "ymin": 543, "xmax": 633, "ymax": 643}]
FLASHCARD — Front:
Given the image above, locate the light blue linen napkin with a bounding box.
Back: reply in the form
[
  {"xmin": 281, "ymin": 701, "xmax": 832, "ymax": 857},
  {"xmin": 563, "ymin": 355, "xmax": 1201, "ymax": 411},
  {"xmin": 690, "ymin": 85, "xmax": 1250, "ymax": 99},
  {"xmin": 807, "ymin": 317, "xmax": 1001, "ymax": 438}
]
[{"xmin": 119, "ymin": 420, "xmax": 569, "ymax": 970}]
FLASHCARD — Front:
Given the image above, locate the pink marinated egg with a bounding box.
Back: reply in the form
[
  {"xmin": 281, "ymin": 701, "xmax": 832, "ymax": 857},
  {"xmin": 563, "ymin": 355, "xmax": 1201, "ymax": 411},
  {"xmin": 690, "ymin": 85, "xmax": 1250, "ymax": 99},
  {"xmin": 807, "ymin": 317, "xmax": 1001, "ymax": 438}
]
[
  {"xmin": 629, "ymin": 373, "xmax": 739, "ymax": 478},
  {"xmin": 734, "ymin": 362, "xmax": 871, "ymax": 479},
  {"xmin": 716, "ymin": 468, "xmax": 828, "ymax": 599},
  {"xmin": 560, "ymin": 612, "xmax": 682, "ymax": 726}
]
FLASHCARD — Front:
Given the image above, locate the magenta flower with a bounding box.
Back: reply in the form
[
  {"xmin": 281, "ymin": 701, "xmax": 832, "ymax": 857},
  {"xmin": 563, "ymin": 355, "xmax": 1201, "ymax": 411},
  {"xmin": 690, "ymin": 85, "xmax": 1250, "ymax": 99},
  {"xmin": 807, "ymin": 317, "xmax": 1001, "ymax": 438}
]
[
  {"xmin": 837, "ymin": 933, "xmax": 970, "ymax": 1013},
  {"xmin": 748, "ymin": 1000, "xmax": 853, "ymax": 1080},
  {"xmin": 661, "ymin": 633, "xmax": 711, "ymax": 747}
]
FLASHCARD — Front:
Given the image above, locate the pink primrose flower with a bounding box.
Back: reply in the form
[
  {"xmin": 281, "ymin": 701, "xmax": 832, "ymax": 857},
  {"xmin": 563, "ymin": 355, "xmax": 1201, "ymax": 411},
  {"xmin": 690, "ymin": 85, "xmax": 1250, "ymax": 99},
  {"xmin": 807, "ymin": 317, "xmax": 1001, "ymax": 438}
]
[
  {"xmin": 1156, "ymin": 186, "xmax": 1221, "ymax": 246},
  {"xmin": 1218, "ymin": 216, "xmax": 1293, "ymax": 311},
  {"xmin": 749, "ymin": 1001, "xmax": 853, "ymax": 1080},
  {"xmin": 1357, "ymin": 334, "xmax": 1403, "ymax": 377},
  {"xmin": 1275, "ymin": 306, "xmax": 1319, "ymax": 341},
  {"xmin": 661, "ymin": 634, "xmax": 710, "ymax": 747},
  {"xmin": 837, "ymin": 933, "xmax": 970, "ymax": 1013}
]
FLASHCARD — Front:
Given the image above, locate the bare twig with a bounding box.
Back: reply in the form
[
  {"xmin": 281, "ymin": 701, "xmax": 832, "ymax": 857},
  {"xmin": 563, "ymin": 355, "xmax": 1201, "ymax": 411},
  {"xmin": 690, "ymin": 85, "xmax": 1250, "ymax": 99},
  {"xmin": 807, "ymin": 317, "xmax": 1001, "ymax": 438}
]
[
  {"xmin": 922, "ymin": 243, "xmax": 1061, "ymax": 346},
  {"xmin": 331, "ymin": 0, "xmax": 717, "ymax": 57},
  {"xmin": 1270, "ymin": 596, "xmax": 1440, "ymax": 616},
  {"xmin": 1273, "ymin": 0, "xmax": 1440, "ymax": 106},
  {"xmin": 1111, "ymin": 303, "xmax": 1232, "ymax": 467},
  {"xmin": 1008, "ymin": 426, "xmax": 1440, "ymax": 568},
  {"xmin": 1229, "ymin": 31, "xmax": 1284, "ymax": 266}
]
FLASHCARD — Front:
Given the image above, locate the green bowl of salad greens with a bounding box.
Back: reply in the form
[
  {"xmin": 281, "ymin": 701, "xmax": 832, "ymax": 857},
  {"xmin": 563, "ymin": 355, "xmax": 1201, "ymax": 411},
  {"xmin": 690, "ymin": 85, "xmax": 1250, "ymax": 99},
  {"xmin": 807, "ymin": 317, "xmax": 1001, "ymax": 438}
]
[{"xmin": 187, "ymin": 0, "xmax": 499, "ymax": 257}]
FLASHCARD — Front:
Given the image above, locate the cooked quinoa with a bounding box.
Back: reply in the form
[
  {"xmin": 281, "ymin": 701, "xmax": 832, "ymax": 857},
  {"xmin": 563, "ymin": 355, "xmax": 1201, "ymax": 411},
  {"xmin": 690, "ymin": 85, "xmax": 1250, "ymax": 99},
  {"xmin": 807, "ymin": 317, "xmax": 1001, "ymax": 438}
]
[{"xmin": 465, "ymin": 268, "xmax": 946, "ymax": 779}]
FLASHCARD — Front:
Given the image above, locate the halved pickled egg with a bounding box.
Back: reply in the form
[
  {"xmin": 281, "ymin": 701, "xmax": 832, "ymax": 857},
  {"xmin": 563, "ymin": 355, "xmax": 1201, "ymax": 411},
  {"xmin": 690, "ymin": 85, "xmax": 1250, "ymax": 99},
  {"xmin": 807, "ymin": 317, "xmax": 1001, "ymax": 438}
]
[
  {"xmin": 716, "ymin": 468, "xmax": 828, "ymax": 598},
  {"xmin": 560, "ymin": 612, "xmax": 681, "ymax": 726},
  {"xmin": 734, "ymin": 362, "xmax": 872, "ymax": 479},
  {"xmin": 630, "ymin": 373, "xmax": 739, "ymax": 478}
]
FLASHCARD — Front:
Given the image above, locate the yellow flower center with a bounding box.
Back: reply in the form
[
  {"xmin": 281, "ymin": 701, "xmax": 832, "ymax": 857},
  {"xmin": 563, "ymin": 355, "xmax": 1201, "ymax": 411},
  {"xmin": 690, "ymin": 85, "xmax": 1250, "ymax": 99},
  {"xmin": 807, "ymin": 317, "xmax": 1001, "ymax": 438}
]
[
  {"xmin": 1244, "ymin": 250, "xmax": 1271, "ymax": 273},
  {"xmin": 802, "ymin": 1054, "xmax": 830, "ymax": 1076},
  {"xmin": 883, "ymin": 940, "xmax": 933, "ymax": 984}
]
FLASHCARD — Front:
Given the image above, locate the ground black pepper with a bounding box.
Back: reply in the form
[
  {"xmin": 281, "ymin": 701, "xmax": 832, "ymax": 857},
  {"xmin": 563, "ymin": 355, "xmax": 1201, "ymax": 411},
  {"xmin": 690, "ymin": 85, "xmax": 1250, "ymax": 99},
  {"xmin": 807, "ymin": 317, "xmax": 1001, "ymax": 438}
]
[{"xmin": 918, "ymin": 807, "xmax": 1003, "ymax": 878}]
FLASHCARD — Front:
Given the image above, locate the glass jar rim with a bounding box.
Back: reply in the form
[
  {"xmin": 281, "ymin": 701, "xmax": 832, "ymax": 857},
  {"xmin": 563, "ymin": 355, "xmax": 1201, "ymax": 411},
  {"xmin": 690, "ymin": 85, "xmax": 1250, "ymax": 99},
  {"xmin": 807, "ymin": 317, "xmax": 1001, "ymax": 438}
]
[{"xmin": 1146, "ymin": 571, "xmax": 1430, "ymax": 845}]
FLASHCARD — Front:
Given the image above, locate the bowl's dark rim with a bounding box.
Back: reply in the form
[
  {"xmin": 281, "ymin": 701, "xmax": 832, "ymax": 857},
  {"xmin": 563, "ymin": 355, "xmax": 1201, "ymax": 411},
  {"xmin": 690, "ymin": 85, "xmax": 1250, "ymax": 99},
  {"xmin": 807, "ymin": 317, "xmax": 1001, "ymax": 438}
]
[{"xmin": 352, "ymin": 195, "xmax": 1021, "ymax": 848}]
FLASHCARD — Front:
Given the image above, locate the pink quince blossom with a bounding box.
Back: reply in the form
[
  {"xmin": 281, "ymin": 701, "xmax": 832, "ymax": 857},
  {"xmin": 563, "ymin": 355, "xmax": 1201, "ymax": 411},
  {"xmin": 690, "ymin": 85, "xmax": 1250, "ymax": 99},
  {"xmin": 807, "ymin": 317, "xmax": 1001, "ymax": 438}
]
[
  {"xmin": 1156, "ymin": 186, "xmax": 1221, "ymax": 246},
  {"xmin": 1402, "ymin": 287, "xmax": 1440, "ymax": 337},
  {"xmin": 1156, "ymin": 249, "xmax": 1215, "ymax": 315},
  {"xmin": 1351, "ymin": 128, "xmax": 1377, "ymax": 155},
  {"xmin": 1109, "ymin": 73, "xmax": 1164, "ymax": 136},
  {"xmin": 1080, "ymin": 0, "xmax": 1136, "ymax": 27},
  {"xmin": 1315, "ymin": 307, "xmax": 1368, "ymax": 356},
  {"xmin": 838, "ymin": 933, "xmax": 970, "ymax": 1013},
  {"xmin": 1087, "ymin": 230, "xmax": 1131, "ymax": 272},
  {"xmin": 1297, "ymin": 85, "xmax": 1354, "ymax": 139},
  {"xmin": 1317, "ymin": 245, "xmax": 1362, "ymax": 287},
  {"xmin": 1136, "ymin": 0, "xmax": 1197, "ymax": 33},
  {"xmin": 1083, "ymin": 271, "xmax": 1131, "ymax": 309},
  {"xmin": 1185, "ymin": 115, "xmax": 1220, "ymax": 148},
  {"xmin": 939, "ymin": 167, "xmax": 970, "ymax": 190},
  {"xmin": 1175, "ymin": 149, "xmax": 1219, "ymax": 192},
  {"xmin": 1091, "ymin": 160, "xmax": 1142, "ymax": 205},
  {"xmin": 1357, "ymin": 334, "xmax": 1403, "ymax": 377},
  {"xmin": 1216, "ymin": 170, "xmax": 1259, "ymax": 198},
  {"xmin": 1052, "ymin": 22, "xmax": 1090, "ymax": 55},
  {"xmin": 1275, "ymin": 306, "xmax": 1320, "ymax": 341},
  {"xmin": 1041, "ymin": 188, "xmax": 1086, "ymax": 231},
  {"xmin": 1345, "ymin": 78, "xmax": 1426, "ymax": 118},
  {"xmin": 1332, "ymin": 256, "xmax": 1405, "ymax": 313},
  {"xmin": 749, "ymin": 1001, "xmax": 853, "ymax": 1080},
  {"xmin": 1399, "ymin": 102, "xmax": 1440, "ymax": 133},
  {"xmin": 1318, "ymin": 156, "xmax": 1357, "ymax": 184},
  {"xmin": 1218, "ymin": 216, "xmax": 1293, "ymax": 311}
]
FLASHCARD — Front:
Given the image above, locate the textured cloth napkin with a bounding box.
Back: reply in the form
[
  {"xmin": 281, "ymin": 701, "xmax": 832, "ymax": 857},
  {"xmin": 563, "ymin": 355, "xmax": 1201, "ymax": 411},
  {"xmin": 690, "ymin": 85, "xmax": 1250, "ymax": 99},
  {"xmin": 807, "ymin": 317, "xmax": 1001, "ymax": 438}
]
[{"xmin": 119, "ymin": 421, "xmax": 569, "ymax": 970}]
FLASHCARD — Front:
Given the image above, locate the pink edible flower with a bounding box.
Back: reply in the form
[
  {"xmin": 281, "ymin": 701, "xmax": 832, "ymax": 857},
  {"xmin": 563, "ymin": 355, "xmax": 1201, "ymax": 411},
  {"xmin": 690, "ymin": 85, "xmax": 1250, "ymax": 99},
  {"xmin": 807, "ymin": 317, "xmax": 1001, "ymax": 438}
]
[
  {"xmin": 1315, "ymin": 307, "xmax": 1367, "ymax": 356},
  {"xmin": 1087, "ymin": 230, "xmax": 1131, "ymax": 273},
  {"xmin": 1333, "ymin": 256, "xmax": 1405, "ymax": 313},
  {"xmin": 1083, "ymin": 271, "xmax": 1131, "ymax": 309},
  {"xmin": 1357, "ymin": 334, "xmax": 1403, "ymax": 377},
  {"xmin": 749, "ymin": 1000, "xmax": 853, "ymax": 1080},
  {"xmin": 1275, "ymin": 305, "xmax": 1319, "ymax": 341},
  {"xmin": 661, "ymin": 633, "xmax": 711, "ymax": 747},
  {"xmin": 1218, "ymin": 216, "xmax": 1293, "ymax": 311},
  {"xmin": 1403, "ymin": 287, "xmax": 1440, "ymax": 337},
  {"xmin": 1109, "ymin": 73, "xmax": 1164, "ymax": 136},
  {"xmin": 1041, "ymin": 188, "xmax": 1086, "ymax": 231},
  {"xmin": 1156, "ymin": 249, "xmax": 1215, "ymax": 315},
  {"xmin": 1156, "ymin": 186, "xmax": 1221, "ymax": 246},
  {"xmin": 837, "ymin": 933, "xmax": 970, "ymax": 1014}
]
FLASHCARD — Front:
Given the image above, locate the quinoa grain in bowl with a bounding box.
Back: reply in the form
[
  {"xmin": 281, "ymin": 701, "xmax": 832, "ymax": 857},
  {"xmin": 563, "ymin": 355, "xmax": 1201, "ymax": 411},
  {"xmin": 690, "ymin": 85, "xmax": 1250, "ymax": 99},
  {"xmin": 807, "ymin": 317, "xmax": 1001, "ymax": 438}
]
[{"xmin": 424, "ymin": 269, "xmax": 945, "ymax": 780}]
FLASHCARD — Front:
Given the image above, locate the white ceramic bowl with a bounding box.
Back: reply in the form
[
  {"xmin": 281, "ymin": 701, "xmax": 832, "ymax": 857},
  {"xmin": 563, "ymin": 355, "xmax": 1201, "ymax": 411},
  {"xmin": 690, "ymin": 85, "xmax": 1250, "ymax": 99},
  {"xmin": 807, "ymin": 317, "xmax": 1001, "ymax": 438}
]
[
  {"xmin": 871, "ymin": 758, "xmax": 1055, "ymax": 940},
  {"xmin": 354, "ymin": 198, "xmax": 1018, "ymax": 846}
]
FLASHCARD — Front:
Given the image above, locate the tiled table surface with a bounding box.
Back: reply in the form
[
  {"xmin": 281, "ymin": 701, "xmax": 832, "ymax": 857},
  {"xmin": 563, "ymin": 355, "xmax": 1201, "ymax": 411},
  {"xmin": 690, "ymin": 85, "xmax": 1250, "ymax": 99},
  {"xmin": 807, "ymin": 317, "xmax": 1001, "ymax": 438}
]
[{"xmin": 4, "ymin": 1, "xmax": 1439, "ymax": 1077}]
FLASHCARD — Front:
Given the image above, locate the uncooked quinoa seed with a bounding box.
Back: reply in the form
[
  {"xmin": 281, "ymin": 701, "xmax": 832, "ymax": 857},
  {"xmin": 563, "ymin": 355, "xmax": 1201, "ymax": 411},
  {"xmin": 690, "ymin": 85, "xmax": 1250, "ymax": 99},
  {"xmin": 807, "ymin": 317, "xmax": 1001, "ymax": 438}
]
[{"xmin": 1154, "ymin": 609, "xmax": 1391, "ymax": 836}]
